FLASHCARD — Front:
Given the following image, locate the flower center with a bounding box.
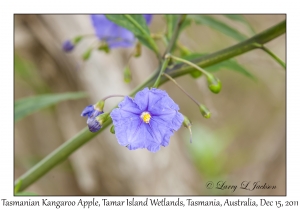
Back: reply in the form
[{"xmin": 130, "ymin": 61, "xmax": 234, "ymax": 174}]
[{"xmin": 140, "ymin": 112, "xmax": 151, "ymax": 123}]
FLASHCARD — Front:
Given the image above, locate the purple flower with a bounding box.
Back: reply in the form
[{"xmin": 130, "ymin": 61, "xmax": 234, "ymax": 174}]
[
  {"xmin": 91, "ymin": 14, "xmax": 153, "ymax": 48},
  {"xmin": 110, "ymin": 88, "xmax": 184, "ymax": 152},
  {"xmin": 81, "ymin": 105, "xmax": 103, "ymax": 132},
  {"xmin": 62, "ymin": 40, "xmax": 75, "ymax": 52}
]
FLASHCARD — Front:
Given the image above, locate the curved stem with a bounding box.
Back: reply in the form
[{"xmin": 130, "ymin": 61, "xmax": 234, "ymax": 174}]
[
  {"xmin": 163, "ymin": 73, "xmax": 200, "ymax": 106},
  {"xmin": 260, "ymin": 46, "xmax": 286, "ymax": 69},
  {"xmin": 101, "ymin": 95, "xmax": 126, "ymax": 101},
  {"xmin": 15, "ymin": 20, "xmax": 286, "ymax": 192},
  {"xmin": 169, "ymin": 54, "xmax": 210, "ymax": 77}
]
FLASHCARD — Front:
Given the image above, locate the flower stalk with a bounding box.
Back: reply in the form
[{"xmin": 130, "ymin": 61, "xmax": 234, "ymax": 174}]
[
  {"xmin": 163, "ymin": 73, "xmax": 211, "ymax": 119},
  {"xmin": 261, "ymin": 45, "xmax": 286, "ymax": 69}
]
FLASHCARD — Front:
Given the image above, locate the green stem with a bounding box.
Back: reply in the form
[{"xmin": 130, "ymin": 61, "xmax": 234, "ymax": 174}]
[
  {"xmin": 163, "ymin": 73, "xmax": 200, "ymax": 106},
  {"xmin": 163, "ymin": 20, "xmax": 286, "ymax": 81},
  {"xmin": 153, "ymin": 57, "xmax": 170, "ymax": 88},
  {"xmin": 164, "ymin": 15, "xmax": 187, "ymax": 55},
  {"xmin": 261, "ymin": 46, "xmax": 286, "ymax": 69},
  {"xmin": 169, "ymin": 54, "xmax": 210, "ymax": 77},
  {"xmin": 15, "ymin": 20, "xmax": 286, "ymax": 192},
  {"xmin": 153, "ymin": 15, "xmax": 186, "ymax": 88}
]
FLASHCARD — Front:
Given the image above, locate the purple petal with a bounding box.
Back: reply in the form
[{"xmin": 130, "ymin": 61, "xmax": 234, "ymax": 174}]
[
  {"xmin": 86, "ymin": 110, "xmax": 103, "ymax": 132},
  {"xmin": 81, "ymin": 105, "xmax": 94, "ymax": 117},
  {"xmin": 151, "ymin": 111, "xmax": 184, "ymax": 132},
  {"xmin": 91, "ymin": 14, "xmax": 136, "ymax": 48},
  {"xmin": 106, "ymin": 25, "xmax": 136, "ymax": 48},
  {"xmin": 143, "ymin": 14, "xmax": 153, "ymax": 25},
  {"xmin": 133, "ymin": 87, "xmax": 150, "ymax": 111},
  {"xmin": 91, "ymin": 15, "xmax": 115, "ymax": 40},
  {"xmin": 87, "ymin": 116, "xmax": 101, "ymax": 132},
  {"xmin": 111, "ymin": 109, "xmax": 143, "ymax": 147}
]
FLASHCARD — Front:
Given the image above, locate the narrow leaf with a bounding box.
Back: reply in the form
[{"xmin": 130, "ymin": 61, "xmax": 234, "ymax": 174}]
[
  {"xmin": 180, "ymin": 53, "xmax": 255, "ymax": 80},
  {"xmin": 206, "ymin": 59, "xmax": 256, "ymax": 80},
  {"xmin": 165, "ymin": 15, "xmax": 178, "ymax": 41},
  {"xmin": 15, "ymin": 191, "xmax": 38, "ymax": 196},
  {"xmin": 15, "ymin": 92, "xmax": 87, "ymax": 122},
  {"xmin": 189, "ymin": 15, "xmax": 248, "ymax": 41},
  {"xmin": 14, "ymin": 179, "xmax": 22, "ymax": 194},
  {"xmin": 224, "ymin": 14, "xmax": 256, "ymax": 34},
  {"xmin": 165, "ymin": 15, "xmax": 191, "ymax": 41},
  {"xmin": 105, "ymin": 14, "xmax": 158, "ymax": 53}
]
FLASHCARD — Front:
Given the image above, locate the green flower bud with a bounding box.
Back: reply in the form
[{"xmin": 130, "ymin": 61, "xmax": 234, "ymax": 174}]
[
  {"xmin": 199, "ymin": 104, "xmax": 211, "ymax": 119},
  {"xmin": 206, "ymin": 74, "xmax": 222, "ymax": 94},
  {"xmin": 134, "ymin": 42, "xmax": 141, "ymax": 57},
  {"xmin": 82, "ymin": 48, "xmax": 93, "ymax": 61},
  {"xmin": 110, "ymin": 125, "xmax": 115, "ymax": 134},
  {"xmin": 96, "ymin": 112, "xmax": 110, "ymax": 125},
  {"xmin": 183, "ymin": 116, "xmax": 192, "ymax": 143},
  {"xmin": 73, "ymin": 36, "xmax": 83, "ymax": 44},
  {"xmin": 123, "ymin": 66, "xmax": 132, "ymax": 84},
  {"xmin": 98, "ymin": 43, "xmax": 110, "ymax": 54},
  {"xmin": 95, "ymin": 100, "xmax": 105, "ymax": 112}
]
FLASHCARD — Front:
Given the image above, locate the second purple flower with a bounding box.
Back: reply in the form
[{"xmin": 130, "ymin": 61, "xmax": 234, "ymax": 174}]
[{"xmin": 91, "ymin": 14, "xmax": 153, "ymax": 48}]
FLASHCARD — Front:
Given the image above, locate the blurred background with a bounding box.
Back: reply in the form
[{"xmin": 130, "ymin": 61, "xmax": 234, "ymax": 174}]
[{"xmin": 14, "ymin": 14, "xmax": 286, "ymax": 195}]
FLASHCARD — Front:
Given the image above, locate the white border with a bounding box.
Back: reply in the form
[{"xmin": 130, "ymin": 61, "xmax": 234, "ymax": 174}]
[{"xmin": 2, "ymin": 0, "xmax": 298, "ymax": 209}]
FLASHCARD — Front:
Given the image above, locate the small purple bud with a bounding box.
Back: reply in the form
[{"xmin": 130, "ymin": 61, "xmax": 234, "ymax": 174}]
[
  {"xmin": 87, "ymin": 113, "xmax": 102, "ymax": 132},
  {"xmin": 62, "ymin": 40, "xmax": 75, "ymax": 52},
  {"xmin": 81, "ymin": 105, "xmax": 103, "ymax": 132}
]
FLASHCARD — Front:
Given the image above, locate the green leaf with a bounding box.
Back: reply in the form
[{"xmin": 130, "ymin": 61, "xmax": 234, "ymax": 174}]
[
  {"xmin": 15, "ymin": 92, "xmax": 87, "ymax": 122},
  {"xmin": 105, "ymin": 15, "xmax": 158, "ymax": 53},
  {"xmin": 224, "ymin": 14, "xmax": 248, "ymax": 23},
  {"xmin": 189, "ymin": 15, "xmax": 248, "ymax": 41},
  {"xmin": 180, "ymin": 53, "xmax": 255, "ymax": 80},
  {"xmin": 165, "ymin": 15, "xmax": 177, "ymax": 41},
  {"xmin": 14, "ymin": 179, "xmax": 22, "ymax": 194},
  {"xmin": 15, "ymin": 54, "xmax": 50, "ymax": 94},
  {"xmin": 224, "ymin": 14, "xmax": 256, "ymax": 34},
  {"xmin": 165, "ymin": 15, "xmax": 191, "ymax": 41},
  {"xmin": 15, "ymin": 191, "xmax": 38, "ymax": 196},
  {"xmin": 207, "ymin": 59, "xmax": 256, "ymax": 80}
]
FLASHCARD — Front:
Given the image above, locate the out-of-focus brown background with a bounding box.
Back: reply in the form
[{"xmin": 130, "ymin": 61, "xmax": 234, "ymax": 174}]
[{"xmin": 14, "ymin": 14, "xmax": 286, "ymax": 195}]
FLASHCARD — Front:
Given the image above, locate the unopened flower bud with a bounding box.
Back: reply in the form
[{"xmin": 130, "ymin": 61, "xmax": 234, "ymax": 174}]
[
  {"xmin": 206, "ymin": 74, "xmax": 222, "ymax": 94},
  {"xmin": 110, "ymin": 125, "xmax": 115, "ymax": 134},
  {"xmin": 94, "ymin": 100, "xmax": 105, "ymax": 112},
  {"xmin": 96, "ymin": 112, "xmax": 110, "ymax": 125},
  {"xmin": 183, "ymin": 115, "xmax": 192, "ymax": 143},
  {"xmin": 62, "ymin": 40, "xmax": 75, "ymax": 52},
  {"xmin": 98, "ymin": 43, "xmax": 110, "ymax": 53},
  {"xmin": 199, "ymin": 104, "xmax": 211, "ymax": 119},
  {"xmin": 134, "ymin": 42, "xmax": 142, "ymax": 57},
  {"xmin": 124, "ymin": 66, "xmax": 132, "ymax": 84},
  {"xmin": 81, "ymin": 105, "xmax": 103, "ymax": 132},
  {"xmin": 73, "ymin": 36, "xmax": 83, "ymax": 44},
  {"xmin": 82, "ymin": 48, "xmax": 93, "ymax": 61}
]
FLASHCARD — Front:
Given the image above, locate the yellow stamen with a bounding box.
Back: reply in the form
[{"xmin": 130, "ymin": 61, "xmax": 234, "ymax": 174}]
[{"xmin": 141, "ymin": 112, "xmax": 151, "ymax": 123}]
